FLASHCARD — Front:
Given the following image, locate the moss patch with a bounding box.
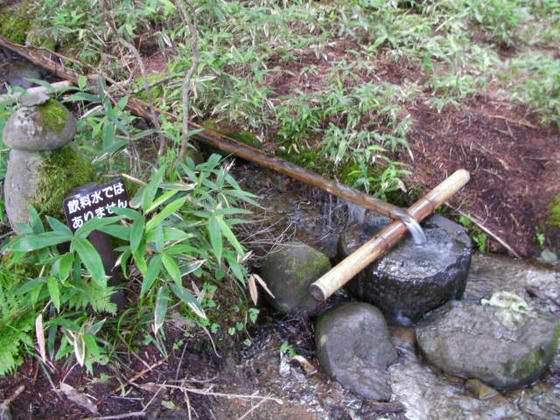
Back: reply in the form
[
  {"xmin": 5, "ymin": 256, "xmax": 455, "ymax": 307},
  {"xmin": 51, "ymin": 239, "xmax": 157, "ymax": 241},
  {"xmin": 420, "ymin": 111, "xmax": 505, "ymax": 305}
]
[
  {"xmin": 548, "ymin": 194, "xmax": 560, "ymax": 228},
  {"xmin": 33, "ymin": 145, "xmax": 97, "ymax": 218},
  {"xmin": 37, "ymin": 99, "xmax": 68, "ymax": 132},
  {"xmin": 0, "ymin": 5, "xmax": 33, "ymax": 44}
]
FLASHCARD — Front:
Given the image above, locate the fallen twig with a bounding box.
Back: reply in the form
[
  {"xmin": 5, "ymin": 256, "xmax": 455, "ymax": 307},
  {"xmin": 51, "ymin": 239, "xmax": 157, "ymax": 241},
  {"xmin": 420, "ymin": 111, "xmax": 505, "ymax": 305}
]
[
  {"xmin": 151, "ymin": 383, "xmax": 283, "ymax": 405},
  {"xmin": 88, "ymin": 411, "xmax": 146, "ymax": 420},
  {"xmin": 449, "ymin": 205, "xmax": 521, "ymax": 258},
  {"xmin": 0, "ymin": 385, "xmax": 25, "ymax": 420},
  {"xmin": 111, "ymin": 359, "xmax": 166, "ymax": 397},
  {"xmin": 488, "ymin": 114, "xmax": 537, "ymax": 129}
]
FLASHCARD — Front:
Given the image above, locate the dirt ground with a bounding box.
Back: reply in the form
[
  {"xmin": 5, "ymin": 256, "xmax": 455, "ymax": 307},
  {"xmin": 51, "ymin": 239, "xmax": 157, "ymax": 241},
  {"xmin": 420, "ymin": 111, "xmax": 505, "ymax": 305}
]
[{"xmin": 403, "ymin": 95, "xmax": 560, "ymax": 257}]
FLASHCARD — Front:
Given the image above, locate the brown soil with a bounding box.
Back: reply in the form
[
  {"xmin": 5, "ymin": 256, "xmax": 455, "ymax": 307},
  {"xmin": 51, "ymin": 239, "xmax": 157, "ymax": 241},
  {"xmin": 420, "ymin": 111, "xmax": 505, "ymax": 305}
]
[{"xmin": 402, "ymin": 95, "xmax": 560, "ymax": 257}]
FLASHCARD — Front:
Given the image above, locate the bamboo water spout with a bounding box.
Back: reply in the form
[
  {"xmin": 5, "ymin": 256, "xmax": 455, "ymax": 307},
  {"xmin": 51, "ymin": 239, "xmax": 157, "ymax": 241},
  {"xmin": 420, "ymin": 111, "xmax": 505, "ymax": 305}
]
[{"xmin": 309, "ymin": 169, "xmax": 470, "ymax": 302}]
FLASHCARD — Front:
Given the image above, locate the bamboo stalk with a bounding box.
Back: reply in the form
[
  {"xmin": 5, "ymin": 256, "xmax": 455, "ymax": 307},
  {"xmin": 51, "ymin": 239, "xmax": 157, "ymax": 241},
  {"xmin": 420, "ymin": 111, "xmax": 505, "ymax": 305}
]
[
  {"xmin": 0, "ymin": 35, "xmax": 415, "ymax": 222},
  {"xmin": 309, "ymin": 169, "xmax": 470, "ymax": 302}
]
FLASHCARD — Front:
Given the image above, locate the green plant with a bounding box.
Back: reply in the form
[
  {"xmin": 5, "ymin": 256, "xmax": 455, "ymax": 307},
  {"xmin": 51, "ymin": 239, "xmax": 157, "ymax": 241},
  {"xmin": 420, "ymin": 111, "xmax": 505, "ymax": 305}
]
[
  {"xmin": 1, "ymin": 153, "xmax": 258, "ymax": 373},
  {"xmin": 458, "ymin": 214, "xmax": 488, "ymax": 251},
  {"xmin": 280, "ymin": 340, "xmax": 297, "ymax": 358}
]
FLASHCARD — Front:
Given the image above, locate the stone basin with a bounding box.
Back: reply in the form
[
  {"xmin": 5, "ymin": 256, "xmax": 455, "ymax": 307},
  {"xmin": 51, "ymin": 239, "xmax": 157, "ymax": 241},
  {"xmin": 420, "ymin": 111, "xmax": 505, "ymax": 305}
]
[{"xmin": 339, "ymin": 214, "xmax": 472, "ymax": 325}]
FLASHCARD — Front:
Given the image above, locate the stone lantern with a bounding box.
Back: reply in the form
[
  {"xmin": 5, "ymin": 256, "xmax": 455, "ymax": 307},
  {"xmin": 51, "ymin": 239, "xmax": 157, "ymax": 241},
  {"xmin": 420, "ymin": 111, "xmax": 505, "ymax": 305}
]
[{"xmin": 3, "ymin": 94, "xmax": 96, "ymax": 232}]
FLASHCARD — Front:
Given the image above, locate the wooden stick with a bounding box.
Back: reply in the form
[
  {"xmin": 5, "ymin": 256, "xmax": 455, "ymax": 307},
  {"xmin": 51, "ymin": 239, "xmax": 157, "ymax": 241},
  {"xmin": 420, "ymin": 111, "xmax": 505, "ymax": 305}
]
[
  {"xmin": 309, "ymin": 169, "xmax": 470, "ymax": 302},
  {"xmin": 0, "ymin": 35, "xmax": 413, "ymax": 222}
]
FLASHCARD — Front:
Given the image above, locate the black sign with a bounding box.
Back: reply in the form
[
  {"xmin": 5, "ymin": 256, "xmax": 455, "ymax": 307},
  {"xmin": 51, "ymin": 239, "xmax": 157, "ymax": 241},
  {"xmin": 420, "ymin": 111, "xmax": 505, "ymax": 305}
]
[{"xmin": 64, "ymin": 178, "xmax": 129, "ymax": 232}]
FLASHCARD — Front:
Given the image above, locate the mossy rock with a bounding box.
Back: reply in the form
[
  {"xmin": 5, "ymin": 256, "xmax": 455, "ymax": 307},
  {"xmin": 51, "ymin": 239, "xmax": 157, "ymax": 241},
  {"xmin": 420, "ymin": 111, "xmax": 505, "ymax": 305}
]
[
  {"xmin": 544, "ymin": 193, "xmax": 560, "ymax": 251},
  {"xmin": 4, "ymin": 145, "xmax": 96, "ymax": 231},
  {"xmin": 0, "ymin": 4, "xmax": 33, "ymax": 44},
  {"xmin": 3, "ymin": 99, "xmax": 76, "ymax": 151},
  {"xmin": 416, "ymin": 300, "xmax": 560, "ymax": 390},
  {"xmin": 260, "ymin": 241, "xmax": 331, "ymax": 315}
]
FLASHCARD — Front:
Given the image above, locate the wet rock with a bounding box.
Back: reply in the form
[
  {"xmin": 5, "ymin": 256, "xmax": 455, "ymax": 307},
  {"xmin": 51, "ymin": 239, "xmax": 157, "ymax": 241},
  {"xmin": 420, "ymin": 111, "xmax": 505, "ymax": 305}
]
[
  {"xmin": 339, "ymin": 214, "xmax": 472, "ymax": 325},
  {"xmin": 260, "ymin": 241, "xmax": 330, "ymax": 314},
  {"xmin": 315, "ymin": 302, "xmax": 397, "ymax": 401},
  {"xmin": 416, "ymin": 300, "xmax": 560, "ymax": 389},
  {"xmin": 3, "ymin": 97, "xmax": 76, "ymax": 151}
]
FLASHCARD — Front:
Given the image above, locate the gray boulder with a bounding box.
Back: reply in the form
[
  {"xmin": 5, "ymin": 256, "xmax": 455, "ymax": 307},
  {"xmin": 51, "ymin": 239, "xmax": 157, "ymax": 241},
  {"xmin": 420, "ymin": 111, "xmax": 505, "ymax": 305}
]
[
  {"xmin": 315, "ymin": 302, "xmax": 397, "ymax": 401},
  {"xmin": 339, "ymin": 214, "xmax": 472, "ymax": 325},
  {"xmin": 260, "ymin": 241, "xmax": 331, "ymax": 314},
  {"xmin": 416, "ymin": 300, "xmax": 560, "ymax": 389},
  {"xmin": 3, "ymin": 97, "xmax": 76, "ymax": 151}
]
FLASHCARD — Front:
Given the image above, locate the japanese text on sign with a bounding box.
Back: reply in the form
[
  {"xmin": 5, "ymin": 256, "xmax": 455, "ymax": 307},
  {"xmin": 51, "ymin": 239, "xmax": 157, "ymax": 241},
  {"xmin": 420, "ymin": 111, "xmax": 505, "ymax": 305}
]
[{"xmin": 64, "ymin": 179, "xmax": 129, "ymax": 231}]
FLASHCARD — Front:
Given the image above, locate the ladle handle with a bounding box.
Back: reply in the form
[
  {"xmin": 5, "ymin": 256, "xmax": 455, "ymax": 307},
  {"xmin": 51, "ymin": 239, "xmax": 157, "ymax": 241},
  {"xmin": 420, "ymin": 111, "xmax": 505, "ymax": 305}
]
[{"xmin": 309, "ymin": 169, "xmax": 470, "ymax": 302}]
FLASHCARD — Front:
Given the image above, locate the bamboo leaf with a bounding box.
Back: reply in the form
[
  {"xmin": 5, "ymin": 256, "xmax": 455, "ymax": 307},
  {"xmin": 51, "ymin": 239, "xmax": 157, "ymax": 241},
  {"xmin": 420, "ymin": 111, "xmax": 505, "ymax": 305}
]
[
  {"xmin": 9, "ymin": 231, "xmax": 72, "ymax": 252},
  {"xmin": 47, "ymin": 277, "xmax": 61, "ymax": 310},
  {"xmin": 141, "ymin": 255, "xmax": 162, "ymax": 297},
  {"xmin": 145, "ymin": 196, "xmax": 187, "ymax": 233},
  {"xmin": 98, "ymin": 225, "xmax": 130, "ymax": 241},
  {"xmin": 145, "ymin": 189, "xmax": 179, "ymax": 214},
  {"xmin": 72, "ymin": 237, "xmax": 106, "ymax": 287},
  {"xmin": 129, "ymin": 216, "xmax": 146, "ymax": 254},
  {"xmin": 162, "ymin": 253, "xmax": 181, "ymax": 285},
  {"xmin": 110, "ymin": 206, "xmax": 142, "ymax": 221},
  {"xmin": 216, "ymin": 216, "xmax": 244, "ymax": 254},
  {"xmin": 154, "ymin": 285, "xmax": 170, "ymax": 335},
  {"xmin": 142, "ymin": 166, "xmax": 166, "ymax": 213},
  {"xmin": 47, "ymin": 216, "xmax": 72, "ymax": 234},
  {"xmin": 208, "ymin": 216, "xmax": 222, "ymax": 262},
  {"xmin": 59, "ymin": 253, "xmax": 74, "ymax": 282}
]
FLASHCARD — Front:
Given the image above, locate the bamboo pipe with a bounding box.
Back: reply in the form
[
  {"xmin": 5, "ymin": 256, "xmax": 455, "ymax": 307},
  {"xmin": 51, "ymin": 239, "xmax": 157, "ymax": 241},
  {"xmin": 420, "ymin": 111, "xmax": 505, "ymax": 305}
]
[
  {"xmin": 309, "ymin": 169, "xmax": 470, "ymax": 302},
  {"xmin": 0, "ymin": 35, "xmax": 417, "ymax": 222}
]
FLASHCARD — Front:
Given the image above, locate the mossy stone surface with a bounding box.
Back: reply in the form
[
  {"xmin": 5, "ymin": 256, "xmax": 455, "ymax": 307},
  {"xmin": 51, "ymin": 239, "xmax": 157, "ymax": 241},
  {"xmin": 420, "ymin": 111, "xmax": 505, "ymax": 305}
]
[
  {"xmin": 260, "ymin": 241, "xmax": 331, "ymax": 314},
  {"xmin": 3, "ymin": 99, "xmax": 76, "ymax": 151},
  {"xmin": 4, "ymin": 145, "xmax": 96, "ymax": 231},
  {"xmin": 0, "ymin": 5, "xmax": 33, "ymax": 44},
  {"xmin": 416, "ymin": 300, "xmax": 560, "ymax": 390}
]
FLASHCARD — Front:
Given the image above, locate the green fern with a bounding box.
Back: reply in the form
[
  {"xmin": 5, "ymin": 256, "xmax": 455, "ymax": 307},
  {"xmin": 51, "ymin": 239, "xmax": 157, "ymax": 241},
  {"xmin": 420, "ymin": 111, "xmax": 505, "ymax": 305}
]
[{"xmin": 0, "ymin": 271, "xmax": 35, "ymax": 375}]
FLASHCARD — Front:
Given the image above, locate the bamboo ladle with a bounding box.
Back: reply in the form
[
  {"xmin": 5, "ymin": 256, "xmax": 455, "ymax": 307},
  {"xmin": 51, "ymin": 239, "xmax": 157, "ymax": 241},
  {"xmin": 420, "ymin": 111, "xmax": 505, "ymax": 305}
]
[{"xmin": 310, "ymin": 169, "xmax": 470, "ymax": 302}]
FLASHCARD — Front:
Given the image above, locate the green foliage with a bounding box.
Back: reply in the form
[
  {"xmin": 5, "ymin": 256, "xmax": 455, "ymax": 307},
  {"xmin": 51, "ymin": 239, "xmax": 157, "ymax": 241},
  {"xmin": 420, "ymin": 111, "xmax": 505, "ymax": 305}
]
[
  {"xmin": 458, "ymin": 214, "xmax": 488, "ymax": 251},
  {"xmin": 0, "ymin": 153, "xmax": 256, "ymax": 373},
  {"xmin": 0, "ymin": 264, "xmax": 35, "ymax": 375}
]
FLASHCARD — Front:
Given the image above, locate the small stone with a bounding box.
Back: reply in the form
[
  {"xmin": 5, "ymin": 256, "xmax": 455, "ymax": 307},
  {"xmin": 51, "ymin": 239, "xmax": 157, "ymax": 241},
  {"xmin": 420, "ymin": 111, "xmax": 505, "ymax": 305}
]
[
  {"xmin": 465, "ymin": 379, "xmax": 499, "ymax": 400},
  {"xmin": 260, "ymin": 241, "xmax": 331, "ymax": 314},
  {"xmin": 3, "ymin": 98, "xmax": 76, "ymax": 151},
  {"xmin": 316, "ymin": 302, "xmax": 397, "ymax": 401},
  {"xmin": 339, "ymin": 214, "xmax": 472, "ymax": 325},
  {"xmin": 20, "ymin": 92, "xmax": 50, "ymax": 107},
  {"xmin": 416, "ymin": 300, "xmax": 560, "ymax": 389}
]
